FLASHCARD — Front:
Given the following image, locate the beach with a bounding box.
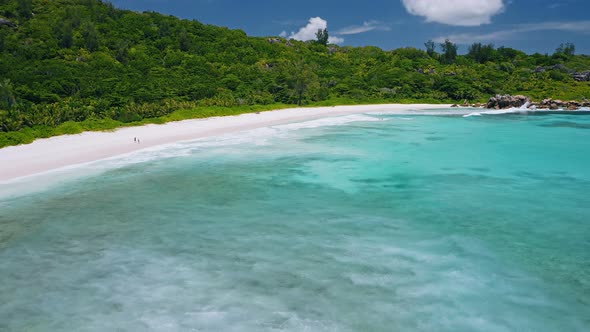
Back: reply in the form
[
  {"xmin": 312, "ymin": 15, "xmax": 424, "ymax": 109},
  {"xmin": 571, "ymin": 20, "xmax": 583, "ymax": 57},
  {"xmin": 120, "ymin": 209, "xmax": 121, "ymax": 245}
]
[
  {"xmin": 0, "ymin": 104, "xmax": 453, "ymax": 182},
  {"xmin": 2, "ymin": 108, "xmax": 589, "ymax": 331}
]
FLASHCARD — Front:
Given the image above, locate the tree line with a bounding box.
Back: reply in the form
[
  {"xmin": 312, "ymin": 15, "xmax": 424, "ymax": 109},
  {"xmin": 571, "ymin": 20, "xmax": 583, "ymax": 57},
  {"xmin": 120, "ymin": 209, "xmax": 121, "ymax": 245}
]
[{"xmin": 0, "ymin": 0, "xmax": 588, "ymax": 146}]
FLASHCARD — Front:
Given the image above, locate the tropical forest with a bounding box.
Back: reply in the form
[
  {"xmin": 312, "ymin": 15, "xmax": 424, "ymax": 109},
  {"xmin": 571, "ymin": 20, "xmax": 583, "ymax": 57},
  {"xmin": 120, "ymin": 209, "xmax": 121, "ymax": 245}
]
[{"xmin": 0, "ymin": 0, "xmax": 589, "ymax": 147}]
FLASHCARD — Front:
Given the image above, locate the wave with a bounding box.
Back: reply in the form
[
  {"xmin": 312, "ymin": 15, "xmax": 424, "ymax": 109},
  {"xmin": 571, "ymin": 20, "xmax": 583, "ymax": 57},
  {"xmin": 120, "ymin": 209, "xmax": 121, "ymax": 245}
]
[
  {"xmin": 464, "ymin": 104, "xmax": 590, "ymax": 117},
  {"xmin": 275, "ymin": 114, "xmax": 380, "ymax": 130},
  {"xmin": 0, "ymin": 113, "xmax": 383, "ymax": 196},
  {"xmin": 102, "ymin": 114, "xmax": 381, "ymax": 166}
]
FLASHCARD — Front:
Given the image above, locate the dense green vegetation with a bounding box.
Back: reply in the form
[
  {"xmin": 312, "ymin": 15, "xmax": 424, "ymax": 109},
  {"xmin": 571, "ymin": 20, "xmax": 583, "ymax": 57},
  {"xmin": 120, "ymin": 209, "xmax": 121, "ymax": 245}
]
[{"xmin": 0, "ymin": 0, "xmax": 589, "ymax": 147}]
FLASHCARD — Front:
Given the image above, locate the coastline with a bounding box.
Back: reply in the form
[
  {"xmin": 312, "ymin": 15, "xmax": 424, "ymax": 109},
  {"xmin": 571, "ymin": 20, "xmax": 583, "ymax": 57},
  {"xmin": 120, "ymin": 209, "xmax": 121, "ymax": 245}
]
[{"xmin": 0, "ymin": 104, "xmax": 452, "ymax": 182}]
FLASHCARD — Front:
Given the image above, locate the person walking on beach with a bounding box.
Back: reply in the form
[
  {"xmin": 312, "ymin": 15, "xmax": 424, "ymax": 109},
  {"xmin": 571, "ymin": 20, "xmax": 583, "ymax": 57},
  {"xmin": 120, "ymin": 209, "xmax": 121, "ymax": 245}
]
[{"xmin": 134, "ymin": 137, "xmax": 137, "ymax": 142}]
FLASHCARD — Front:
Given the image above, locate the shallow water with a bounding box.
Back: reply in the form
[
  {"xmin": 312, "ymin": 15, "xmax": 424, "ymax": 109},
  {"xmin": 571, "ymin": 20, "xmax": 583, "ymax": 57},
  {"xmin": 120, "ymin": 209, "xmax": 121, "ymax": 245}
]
[{"xmin": 1, "ymin": 112, "xmax": 589, "ymax": 331}]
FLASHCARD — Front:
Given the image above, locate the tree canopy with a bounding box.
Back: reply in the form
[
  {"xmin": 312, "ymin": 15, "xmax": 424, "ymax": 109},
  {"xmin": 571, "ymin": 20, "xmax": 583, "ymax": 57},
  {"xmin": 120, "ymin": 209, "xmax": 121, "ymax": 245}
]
[
  {"xmin": 316, "ymin": 28, "xmax": 329, "ymax": 46},
  {"xmin": 0, "ymin": 0, "xmax": 588, "ymax": 147}
]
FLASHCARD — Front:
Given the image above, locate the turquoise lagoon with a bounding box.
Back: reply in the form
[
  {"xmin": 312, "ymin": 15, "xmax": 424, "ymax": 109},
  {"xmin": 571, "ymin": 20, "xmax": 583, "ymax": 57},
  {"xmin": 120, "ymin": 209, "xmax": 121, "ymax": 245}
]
[{"xmin": 1, "ymin": 110, "xmax": 589, "ymax": 331}]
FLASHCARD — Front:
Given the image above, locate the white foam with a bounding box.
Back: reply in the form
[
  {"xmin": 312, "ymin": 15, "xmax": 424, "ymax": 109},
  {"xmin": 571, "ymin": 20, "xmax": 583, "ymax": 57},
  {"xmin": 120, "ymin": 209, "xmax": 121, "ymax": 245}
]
[
  {"xmin": 368, "ymin": 107, "xmax": 484, "ymax": 117},
  {"xmin": 274, "ymin": 113, "xmax": 380, "ymax": 130},
  {"xmin": 2, "ymin": 104, "xmax": 458, "ymax": 183},
  {"xmin": 464, "ymin": 108, "xmax": 531, "ymax": 117},
  {"xmin": 0, "ymin": 113, "xmax": 386, "ymax": 199},
  {"xmin": 463, "ymin": 112, "xmax": 482, "ymax": 117},
  {"xmin": 464, "ymin": 105, "xmax": 590, "ymax": 117},
  {"xmin": 98, "ymin": 115, "xmax": 379, "ymax": 167}
]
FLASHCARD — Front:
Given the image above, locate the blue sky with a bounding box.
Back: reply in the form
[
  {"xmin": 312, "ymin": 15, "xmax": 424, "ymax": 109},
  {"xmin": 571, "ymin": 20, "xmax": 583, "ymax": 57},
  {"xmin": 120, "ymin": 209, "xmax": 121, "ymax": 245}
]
[{"xmin": 110, "ymin": 0, "xmax": 590, "ymax": 54}]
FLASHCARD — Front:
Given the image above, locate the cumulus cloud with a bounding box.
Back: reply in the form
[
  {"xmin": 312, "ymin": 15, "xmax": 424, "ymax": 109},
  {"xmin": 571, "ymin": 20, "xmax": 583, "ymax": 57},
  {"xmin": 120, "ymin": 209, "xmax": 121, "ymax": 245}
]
[
  {"xmin": 287, "ymin": 17, "xmax": 344, "ymax": 44},
  {"xmin": 329, "ymin": 35, "xmax": 345, "ymax": 44},
  {"xmin": 402, "ymin": 0, "xmax": 505, "ymax": 26}
]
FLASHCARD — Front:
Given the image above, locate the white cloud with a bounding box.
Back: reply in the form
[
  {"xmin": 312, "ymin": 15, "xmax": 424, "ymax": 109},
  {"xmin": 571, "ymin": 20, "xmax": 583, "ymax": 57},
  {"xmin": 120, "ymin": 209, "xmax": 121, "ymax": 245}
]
[
  {"xmin": 279, "ymin": 31, "xmax": 287, "ymax": 38},
  {"xmin": 288, "ymin": 17, "xmax": 344, "ymax": 44},
  {"xmin": 336, "ymin": 20, "xmax": 390, "ymax": 35},
  {"xmin": 402, "ymin": 0, "xmax": 505, "ymax": 26},
  {"xmin": 523, "ymin": 21, "xmax": 590, "ymax": 33},
  {"xmin": 433, "ymin": 20, "xmax": 590, "ymax": 44},
  {"xmin": 329, "ymin": 36, "xmax": 345, "ymax": 44}
]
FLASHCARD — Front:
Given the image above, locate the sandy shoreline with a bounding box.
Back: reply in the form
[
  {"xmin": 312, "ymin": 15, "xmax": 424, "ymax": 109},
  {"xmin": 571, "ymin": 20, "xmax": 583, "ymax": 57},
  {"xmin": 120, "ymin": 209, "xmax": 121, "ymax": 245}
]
[{"xmin": 0, "ymin": 104, "xmax": 454, "ymax": 182}]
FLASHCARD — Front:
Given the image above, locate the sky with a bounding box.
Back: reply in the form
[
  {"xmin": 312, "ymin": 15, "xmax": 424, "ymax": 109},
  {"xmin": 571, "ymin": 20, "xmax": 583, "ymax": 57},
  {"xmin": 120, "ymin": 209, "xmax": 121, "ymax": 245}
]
[{"xmin": 109, "ymin": 0, "xmax": 590, "ymax": 54}]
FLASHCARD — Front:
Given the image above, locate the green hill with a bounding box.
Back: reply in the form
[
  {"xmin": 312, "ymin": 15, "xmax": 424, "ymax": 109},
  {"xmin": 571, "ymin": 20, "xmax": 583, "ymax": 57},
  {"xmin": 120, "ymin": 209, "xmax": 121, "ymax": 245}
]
[{"xmin": 0, "ymin": 0, "xmax": 589, "ymax": 147}]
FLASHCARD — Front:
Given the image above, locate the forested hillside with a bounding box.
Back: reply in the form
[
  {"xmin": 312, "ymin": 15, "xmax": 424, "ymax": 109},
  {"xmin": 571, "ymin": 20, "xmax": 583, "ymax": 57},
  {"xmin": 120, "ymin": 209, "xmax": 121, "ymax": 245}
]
[{"xmin": 1, "ymin": 0, "xmax": 589, "ymax": 147}]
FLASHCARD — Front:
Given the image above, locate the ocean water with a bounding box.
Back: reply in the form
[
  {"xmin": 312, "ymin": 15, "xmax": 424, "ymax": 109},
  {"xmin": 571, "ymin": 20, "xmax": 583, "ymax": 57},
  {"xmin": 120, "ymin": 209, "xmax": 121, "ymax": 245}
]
[{"xmin": 1, "ymin": 110, "xmax": 589, "ymax": 331}]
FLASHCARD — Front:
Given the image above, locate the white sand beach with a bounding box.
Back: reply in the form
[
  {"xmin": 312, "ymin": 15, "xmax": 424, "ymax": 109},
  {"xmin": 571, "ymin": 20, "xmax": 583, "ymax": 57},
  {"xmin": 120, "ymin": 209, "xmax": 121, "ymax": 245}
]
[{"xmin": 0, "ymin": 104, "xmax": 454, "ymax": 182}]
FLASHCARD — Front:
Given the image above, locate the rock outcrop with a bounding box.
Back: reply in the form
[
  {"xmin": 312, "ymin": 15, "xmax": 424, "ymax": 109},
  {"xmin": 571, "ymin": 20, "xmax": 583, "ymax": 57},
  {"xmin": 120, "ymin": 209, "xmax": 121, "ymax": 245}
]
[
  {"xmin": 573, "ymin": 71, "xmax": 590, "ymax": 82},
  {"xmin": 484, "ymin": 95, "xmax": 588, "ymax": 110},
  {"xmin": 486, "ymin": 94, "xmax": 530, "ymax": 109},
  {"xmin": 567, "ymin": 104, "xmax": 579, "ymax": 110},
  {"xmin": 539, "ymin": 99, "xmax": 564, "ymax": 109}
]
